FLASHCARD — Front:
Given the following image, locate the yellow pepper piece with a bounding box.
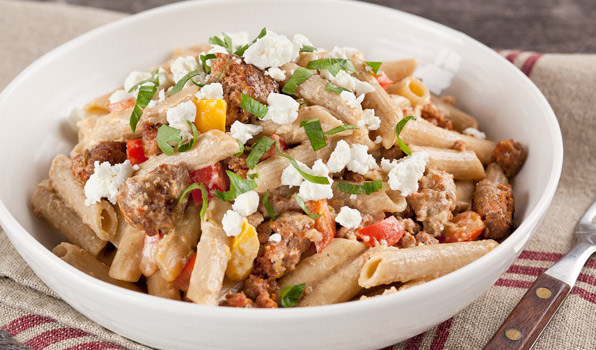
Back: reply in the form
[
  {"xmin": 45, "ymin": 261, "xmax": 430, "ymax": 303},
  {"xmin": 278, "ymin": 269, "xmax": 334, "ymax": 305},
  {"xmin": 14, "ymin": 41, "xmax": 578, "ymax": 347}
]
[
  {"xmin": 193, "ymin": 99, "xmax": 226, "ymax": 133},
  {"xmin": 226, "ymin": 220, "xmax": 259, "ymax": 281}
]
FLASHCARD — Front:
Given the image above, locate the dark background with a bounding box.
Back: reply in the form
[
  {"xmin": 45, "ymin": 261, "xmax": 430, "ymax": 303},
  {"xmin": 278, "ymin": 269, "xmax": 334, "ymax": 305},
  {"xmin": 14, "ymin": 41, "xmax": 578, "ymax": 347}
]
[{"xmin": 25, "ymin": 0, "xmax": 596, "ymax": 53}]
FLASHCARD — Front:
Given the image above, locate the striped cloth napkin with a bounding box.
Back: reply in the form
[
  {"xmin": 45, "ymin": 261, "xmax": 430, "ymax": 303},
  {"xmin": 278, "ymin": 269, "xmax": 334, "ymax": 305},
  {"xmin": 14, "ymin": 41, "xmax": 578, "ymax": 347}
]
[{"xmin": 0, "ymin": 1, "xmax": 595, "ymax": 349}]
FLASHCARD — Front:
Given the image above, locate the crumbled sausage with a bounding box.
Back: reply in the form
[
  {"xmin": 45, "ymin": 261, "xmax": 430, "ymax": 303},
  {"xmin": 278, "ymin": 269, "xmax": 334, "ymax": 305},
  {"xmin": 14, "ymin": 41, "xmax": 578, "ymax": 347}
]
[
  {"xmin": 415, "ymin": 231, "xmax": 439, "ymax": 245},
  {"xmin": 421, "ymin": 101, "xmax": 453, "ymax": 130},
  {"xmin": 452, "ymin": 140, "xmax": 466, "ymax": 152},
  {"xmin": 117, "ymin": 164, "xmax": 190, "ymax": 235},
  {"xmin": 210, "ymin": 53, "xmax": 279, "ymax": 126},
  {"xmin": 343, "ymin": 170, "xmax": 365, "ymax": 182},
  {"xmin": 491, "ymin": 140, "xmax": 528, "ymax": 177},
  {"xmin": 407, "ymin": 169, "xmax": 457, "ymax": 236},
  {"xmin": 141, "ymin": 123, "xmax": 162, "ymax": 157},
  {"xmin": 336, "ymin": 213, "xmax": 375, "ymax": 240},
  {"xmin": 71, "ymin": 142, "xmax": 127, "ymax": 183},
  {"xmin": 220, "ymin": 292, "xmax": 254, "ymax": 308},
  {"xmin": 243, "ymin": 275, "xmax": 278, "ymax": 300},
  {"xmin": 473, "ymin": 179, "xmax": 514, "ymax": 239},
  {"xmin": 226, "ymin": 156, "xmax": 249, "ymax": 179}
]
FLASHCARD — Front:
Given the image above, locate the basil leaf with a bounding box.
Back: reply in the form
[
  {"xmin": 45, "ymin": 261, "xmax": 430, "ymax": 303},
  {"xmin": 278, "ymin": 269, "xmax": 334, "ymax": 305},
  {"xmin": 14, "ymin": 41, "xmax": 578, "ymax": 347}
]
[
  {"xmin": 365, "ymin": 61, "xmax": 382, "ymax": 75},
  {"xmin": 306, "ymin": 58, "xmax": 357, "ymax": 77},
  {"xmin": 209, "ymin": 33, "xmax": 233, "ymax": 54},
  {"xmin": 262, "ymin": 190, "xmax": 276, "ymax": 220},
  {"xmin": 337, "ymin": 180, "xmax": 383, "ymax": 196},
  {"xmin": 214, "ymin": 170, "xmax": 257, "ymax": 202},
  {"xmin": 294, "ymin": 194, "xmax": 322, "ymax": 220},
  {"xmin": 248, "ymin": 166, "xmax": 259, "ymax": 179},
  {"xmin": 179, "ymin": 183, "xmax": 199, "ymax": 204},
  {"xmin": 280, "ymin": 283, "xmax": 306, "ymax": 308},
  {"xmin": 337, "ymin": 182, "xmax": 362, "ymax": 195},
  {"xmin": 199, "ymin": 53, "xmax": 217, "ymax": 74},
  {"xmin": 240, "ymin": 93, "xmax": 268, "ymax": 119},
  {"xmin": 299, "ymin": 45, "xmax": 317, "ymax": 53},
  {"xmin": 325, "ymin": 82, "xmax": 350, "ymax": 94},
  {"xmin": 362, "ymin": 180, "xmax": 383, "ymax": 195},
  {"xmin": 282, "ymin": 67, "xmax": 314, "ymax": 95},
  {"xmin": 127, "ymin": 69, "xmax": 159, "ymax": 93},
  {"xmin": 395, "ymin": 116, "xmax": 417, "ymax": 155},
  {"xmin": 169, "ymin": 70, "xmax": 203, "ymax": 96},
  {"xmin": 234, "ymin": 27, "xmax": 267, "ymax": 56},
  {"xmin": 176, "ymin": 121, "xmax": 198, "ymax": 152},
  {"xmin": 234, "ymin": 139, "xmax": 245, "ymax": 157},
  {"xmin": 222, "ymin": 32, "xmax": 233, "ymax": 54},
  {"xmin": 178, "ymin": 183, "xmax": 209, "ymax": 220},
  {"xmin": 129, "ymin": 70, "xmax": 160, "ymax": 133},
  {"xmin": 325, "ymin": 125, "xmax": 359, "ymax": 135},
  {"xmin": 246, "ymin": 136, "xmax": 275, "ymax": 169},
  {"xmin": 299, "ymin": 119, "xmax": 326, "ymax": 151},
  {"xmin": 156, "ymin": 125, "xmax": 181, "ymax": 156},
  {"xmin": 275, "ymin": 145, "xmax": 330, "ymax": 184}
]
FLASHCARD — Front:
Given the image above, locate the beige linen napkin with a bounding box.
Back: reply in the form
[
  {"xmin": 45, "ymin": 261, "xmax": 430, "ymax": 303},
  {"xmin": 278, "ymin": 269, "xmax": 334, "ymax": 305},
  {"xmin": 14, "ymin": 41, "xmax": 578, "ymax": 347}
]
[{"xmin": 0, "ymin": 1, "xmax": 595, "ymax": 349}]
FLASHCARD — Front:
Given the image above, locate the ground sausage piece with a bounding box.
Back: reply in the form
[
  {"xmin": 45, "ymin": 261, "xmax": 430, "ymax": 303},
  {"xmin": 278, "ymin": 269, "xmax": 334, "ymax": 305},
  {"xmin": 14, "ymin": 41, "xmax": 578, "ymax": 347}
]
[
  {"xmin": 71, "ymin": 142, "xmax": 127, "ymax": 183},
  {"xmin": 243, "ymin": 275, "xmax": 278, "ymax": 300},
  {"xmin": 141, "ymin": 123, "xmax": 162, "ymax": 158},
  {"xmin": 117, "ymin": 164, "xmax": 190, "ymax": 235},
  {"xmin": 491, "ymin": 140, "xmax": 528, "ymax": 177},
  {"xmin": 407, "ymin": 169, "xmax": 457, "ymax": 236},
  {"xmin": 226, "ymin": 156, "xmax": 249, "ymax": 179},
  {"xmin": 343, "ymin": 170, "xmax": 365, "ymax": 182},
  {"xmin": 473, "ymin": 179, "xmax": 514, "ymax": 239},
  {"xmin": 220, "ymin": 292, "xmax": 254, "ymax": 308},
  {"xmin": 421, "ymin": 101, "xmax": 453, "ymax": 130},
  {"xmin": 415, "ymin": 231, "xmax": 439, "ymax": 245},
  {"xmin": 209, "ymin": 53, "xmax": 279, "ymax": 125}
]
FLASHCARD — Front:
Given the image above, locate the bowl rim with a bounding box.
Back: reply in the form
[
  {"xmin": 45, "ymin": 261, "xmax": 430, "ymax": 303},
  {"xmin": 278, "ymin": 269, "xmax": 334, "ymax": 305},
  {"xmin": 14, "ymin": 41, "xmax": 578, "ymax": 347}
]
[{"xmin": 0, "ymin": 0, "xmax": 563, "ymax": 322}]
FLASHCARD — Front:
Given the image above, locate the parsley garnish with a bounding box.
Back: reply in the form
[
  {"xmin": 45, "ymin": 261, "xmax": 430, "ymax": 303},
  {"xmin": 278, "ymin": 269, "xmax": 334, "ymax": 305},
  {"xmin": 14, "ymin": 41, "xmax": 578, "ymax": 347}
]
[
  {"xmin": 325, "ymin": 82, "xmax": 350, "ymax": 94},
  {"xmin": 214, "ymin": 170, "xmax": 257, "ymax": 202},
  {"xmin": 209, "ymin": 32, "xmax": 233, "ymax": 54},
  {"xmin": 395, "ymin": 116, "xmax": 416, "ymax": 155},
  {"xmin": 299, "ymin": 45, "xmax": 317, "ymax": 53},
  {"xmin": 364, "ymin": 61, "xmax": 382, "ymax": 75},
  {"xmin": 306, "ymin": 58, "xmax": 357, "ymax": 77},
  {"xmin": 179, "ymin": 183, "xmax": 208, "ymax": 220},
  {"xmin": 262, "ymin": 190, "xmax": 276, "ymax": 220},
  {"xmin": 156, "ymin": 121, "xmax": 198, "ymax": 155},
  {"xmin": 246, "ymin": 136, "xmax": 275, "ymax": 169},
  {"xmin": 240, "ymin": 93, "xmax": 268, "ymax": 119},
  {"xmin": 169, "ymin": 70, "xmax": 204, "ymax": 96},
  {"xmin": 234, "ymin": 139, "xmax": 245, "ymax": 157},
  {"xmin": 280, "ymin": 283, "xmax": 306, "ymax": 307},
  {"xmin": 129, "ymin": 69, "xmax": 160, "ymax": 133},
  {"xmin": 294, "ymin": 194, "xmax": 322, "ymax": 220},
  {"xmin": 324, "ymin": 125, "xmax": 359, "ymax": 135},
  {"xmin": 234, "ymin": 27, "xmax": 267, "ymax": 56},
  {"xmin": 282, "ymin": 67, "xmax": 314, "ymax": 95},
  {"xmin": 248, "ymin": 167, "xmax": 259, "ymax": 179},
  {"xmin": 199, "ymin": 53, "xmax": 217, "ymax": 74},
  {"xmin": 337, "ymin": 180, "xmax": 383, "ymax": 196},
  {"xmin": 300, "ymin": 119, "xmax": 326, "ymax": 151},
  {"xmin": 275, "ymin": 144, "xmax": 330, "ymax": 185}
]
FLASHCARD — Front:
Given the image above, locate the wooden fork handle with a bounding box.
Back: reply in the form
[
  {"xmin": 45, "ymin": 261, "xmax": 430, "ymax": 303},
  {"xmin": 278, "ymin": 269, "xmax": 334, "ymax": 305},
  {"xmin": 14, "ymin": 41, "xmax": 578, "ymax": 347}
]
[{"xmin": 484, "ymin": 273, "xmax": 571, "ymax": 350}]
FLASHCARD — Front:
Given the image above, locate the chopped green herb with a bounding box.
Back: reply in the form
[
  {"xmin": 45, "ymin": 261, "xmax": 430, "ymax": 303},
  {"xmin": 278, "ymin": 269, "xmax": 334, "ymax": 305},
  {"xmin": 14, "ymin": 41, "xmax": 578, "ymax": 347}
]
[
  {"xmin": 129, "ymin": 69, "xmax": 160, "ymax": 133},
  {"xmin": 324, "ymin": 82, "xmax": 350, "ymax": 94},
  {"xmin": 300, "ymin": 119, "xmax": 326, "ymax": 151},
  {"xmin": 275, "ymin": 145, "xmax": 330, "ymax": 184},
  {"xmin": 240, "ymin": 93, "xmax": 269, "ymax": 119},
  {"xmin": 362, "ymin": 180, "xmax": 383, "ymax": 195},
  {"xmin": 306, "ymin": 58, "xmax": 357, "ymax": 76},
  {"xmin": 169, "ymin": 70, "xmax": 204, "ymax": 96},
  {"xmin": 208, "ymin": 33, "xmax": 233, "ymax": 54},
  {"xmin": 395, "ymin": 116, "xmax": 417, "ymax": 155},
  {"xmin": 234, "ymin": 139, "xmax": 245, "ymax": 157},
  {"xmin": 299, "ymin": 45, "xmax": 317, "ymax": 53},
  {"xmin": 336, "ymin": 182, "xmax": 362, "ymax": 195},
  {"xmin": 199, "ymin": 53, "xmax": 216, "ymax": 74},
  {"xmin": 337, "ymin": 180, "xmax": 383, "ymax": 195},
  {"xmin": 179, "ymin": 183, "xmax": 209, "ymax": 220},
  {"xmin": 127, "ymin": 69, "xmax": 160, "ymax": 93},
  {"xmin": 234, "ymin": 27, "xmax": 267, "ymax": 56},
  {"xmin": 248, "ymin": 167, "xmax": 259, "ymax": 179},
  {"xmin": 176, "ymin": 121, "xmax": 198, "ymax": 152},
  {"xmin": 324, "ymin": 125, "xmax": 359, "ymax": 135},
  {"xmin": 262, "ymin": 190, "xmax": 276, "ymax": 220},
  {"xmin": 294, "ymin": 194, "xmax": 322, "ymax": 220},
  {"xmin": 246, "ymin": 136, "xmax": 275, "ymax": 169},
  {"xmin": 156, "ymin": 121, "xmax": 197, "ymax": 155},
  {"xmin": 280, "ymin": 283, "xmax": 306, "ymax": 307},
  {"xmin": 282, "ymin": 67, "xmax": 314, "ymax": 95},
  {"xmin": 214, "ymin": 170, "xmax": 257, "ymax": 202},
  {"xmin": 364, "ymin": 61, "xmax": 382, "ymax": 75}
]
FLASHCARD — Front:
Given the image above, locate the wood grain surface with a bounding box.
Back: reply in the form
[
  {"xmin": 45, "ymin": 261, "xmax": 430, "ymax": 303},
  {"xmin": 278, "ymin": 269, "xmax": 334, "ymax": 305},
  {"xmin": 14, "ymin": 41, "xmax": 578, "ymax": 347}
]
[{"xmin": 25, "ymin": 0, "xmax": 596, "ymax": 53}]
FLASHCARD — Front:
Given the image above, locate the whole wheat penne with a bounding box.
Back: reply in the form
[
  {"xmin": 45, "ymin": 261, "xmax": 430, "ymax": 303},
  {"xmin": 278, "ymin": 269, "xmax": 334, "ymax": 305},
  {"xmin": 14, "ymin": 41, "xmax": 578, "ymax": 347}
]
[
  {"xmin": 83, "ymin": 92, "xmax": 111, "ymax": 116},
  {"xmin": 108, "ymin": 225, "xmax": 144, "ymax": 282},
  {"xmin": 53, "ymin": 242, "xmax": 141, "ymax": 292},
  {"xmin": 155, "ymin": 204, "xmax": 202, "ymax": 282},
  {"xmin": 187, "ymin": 198, "xmax": 232, "ymax": 305},
  {"xmin": 380, "ymin": 58, "xmax": 418, "ymax": 82},
  {"xmin": 147, "ymin": 271, "xmax": 181, "ymax": 300},
  {"xmin": 278, "ymin": 238, "xmax": 367, "ymax": 291},
  {"xmin": 455, "ymin": 180, "xmax": 476, "ymax": 204},
  {"xmin": 400, "ymin": 119, "xmax": 496, "ymax": 164},
  {"xmin": 411, "ymin": 145, "xmax": 485, "ymax": 181},
  {"xmin": 218, "ymin": 278, "xmax": 244, "ymax": 304},
  {"xmin": 485, "ymin": 162, "xmax": 508, "ymax": 185},
  {"xmin": 386, "ymin": 76, "xmax": 430, "ymax": 106},
  {"xmin": 111, "ymin": 205, "xmax": 127, "ymax": 248},
  {"xmin": 397, "ymin": 277, "xmax": 435, "ymax": 291},
  {"xmin": 431, "ymin": 95, "xmax": 479, "ymax": 132},
  {"xmin": 330, "ymin": 182, "xmax": 407, "ymax": 215},
  {"xmin": 358, "ymin": 240, "xmax": 498, "ymax": 288},
  {"xmin": 49, "ymin": 154, "xmax": 118, "ymax": 241},
  {"xmin": 32, "ymin": 180, "xmax": 106, "ymax": 257}
]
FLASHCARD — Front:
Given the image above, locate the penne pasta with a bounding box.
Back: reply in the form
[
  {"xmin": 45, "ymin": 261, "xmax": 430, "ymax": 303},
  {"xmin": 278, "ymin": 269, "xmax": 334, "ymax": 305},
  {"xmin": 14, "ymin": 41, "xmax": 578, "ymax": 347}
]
[
  {"xmin": 358, "ymin": 240, "xmax": 498, "ymax": 288},
  {"xmin": 380, "ymin": 58, "xmax": 418, "ymax": 82},
  {"xmin": 397, "ymin": 277, "xmax": 435, "ymax": 291},
  {"xmin": 147, "ymin": 270, "xmax": 181, "ymax": 300},
  {"xmin": 485, "ymin": 162, "xmax": 508, "ymax": 185},
  {"xmin": 411, "ymin": 145, "xmax": 485, "ymax": 181},
  {"xmin": 108, "ymin": 225, "xmax": 145, "ymax": 282},
  {"xmin": 431, "ymin": 95, "xmax": 479, "ymax": 132},
  {"xmin": 455, "ymin": 180, "xmax": 476, "ymax": 204},
  {"xmin": 330, "ymin": 182, "xmax": 407, "ymax": 215},
  {"xmin": 386, "ymin": 76, "xmax": 430, "ymax": 106}
]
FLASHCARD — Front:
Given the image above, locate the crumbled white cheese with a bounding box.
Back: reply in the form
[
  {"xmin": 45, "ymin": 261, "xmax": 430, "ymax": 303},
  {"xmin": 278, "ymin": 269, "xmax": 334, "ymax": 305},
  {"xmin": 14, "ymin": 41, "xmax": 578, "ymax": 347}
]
[
  {"xmin": 229, "ymin": 121, "xmax": 262, "ymax": 144},
  {"xmin": 320, "ymin": 70, "xmax": 374, "ymax": 98},
  {"xmin": 350, "ymin": 194, "xmax": 358, "ymax": 200},
  {"xmin": 243, "ymin": 30, "xmax": 295, "ymax": 70},
  {"xmin": 374, "ymin": 136, "xmax": 383, "ymax": 144},
  {"xmin": 347, "ymin": 143, "xmax": 378, "ymax": 174},
  {"xmin": 269, "ymin": 233, "xmax": 282, "ymax": 243},
  {"xmin": 335, "ymin": 206, "xmax": 362, "ymax": 229},
  {"xmin": 326, "ymin": 46, "xmax": 359, "ymax": 59},
  {"xmin": 340, "ymin": 91, "xmax": 364, "ymax": 109},
  {"xmin": 84, "ymin": 160, "xmax": 138, "ymax": 206},
  {"xmin": 147, "ymin": 89, "xmax": 166, "ymax": 109},
  {"xmin": 166, "ymin": 101, "xmax": 196, "ymax": 142},
  {"xmin": 171, "ymin": 56, "xmax": 200, "ymax": 83},
  {"xmin": 298, "ymin": 160, "xmax": 334, "ymax": 202},
  {"xmin": 226, "ymin": 31, "xmax": 250, "ymax": 47},
  {"xmin": 232, "ymin": 190, "xmax": 260, "ymax": 217},
  {"xmin": 109, "ymin": 89, "xmax": 134, "ymax": 104},
  {"xmin": 265, "ymin": 67, "xmax": 286, "ymax": 81},
  {"xmin": 195, "ymin": 83, "xmax": 224, "ymax": 100},
  {"xmin": 354, "ymin": 80, "xmax": 375, "ymax": 96},
  {"xmin": 156, "ymin": 68, "xmax": 169, "ymax": 87},
  {"xmin": 222, "ymin": 210, "xmax": 244, "ymax": 237},
  {"xmin": 327, "ymin": 140, "xmax": 351, "ymax": 173},
  {"xmin": 385, "ymin": 151, "xmax": 429, "ymax": 196},
  {"xmin": 124, "ymin": 71, "xmax": 152, "ymax": 92},
  {"xmin": 463, "ymin": 127, "xmax": 487, "ymax": 139},
  {"xmin": 361, "ymin": 109, "xmax": 381, "ymax": 130},
  {"xmin": 263, "ymin": 93, "xmax": 299, "ymax": 125},
  {"xmin": 281, "ymin": 161, "xmax": 309, "ymax": 187},
  {"xmin": 68, "ymin": 108, "xmax": 86, "ymax": 132},
  {"xmin": 291, "ymin": 33, "xmax": 313, "ymax": 60}
]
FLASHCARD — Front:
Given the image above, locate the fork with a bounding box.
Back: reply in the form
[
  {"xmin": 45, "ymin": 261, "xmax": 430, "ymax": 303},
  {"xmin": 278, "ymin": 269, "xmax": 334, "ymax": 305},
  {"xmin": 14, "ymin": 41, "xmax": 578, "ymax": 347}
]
[{"xmin": 484, "ymin": 200, "xmax": 596, "ymax": 350}]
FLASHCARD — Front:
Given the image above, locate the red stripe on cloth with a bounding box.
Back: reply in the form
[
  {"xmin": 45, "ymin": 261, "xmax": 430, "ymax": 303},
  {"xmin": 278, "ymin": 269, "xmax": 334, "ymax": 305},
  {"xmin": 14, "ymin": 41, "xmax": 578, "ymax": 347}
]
[
  {"xmin": 2, "ymin": 314, "xmax": 56, "ymax": 336},
  {"xmin": 495, "ymin": 278, "xmax": 596, "ymax": 304},
  {"xmin": 24, "ymin": 327, "xmax": 89, "ymax": 349},
  {"xmin": 518, "ymin": 250, "xmax": 596, "ymax": 270},
  {"xmin": 64, "ymin": 341, "xmax": 128, "ymax": 350},
  {"xmin": 505, "ymin": 51, "xmax": 521, "ymax": 63},
  {"xmin": 429, "ymin": 318, "xmax": 453, "ymax": 349},
  {"xmin": 507, "ymin": 265, "xmax": 596, "ymax": 288},
  {"xmin": 520, "ymin": 53, "xmax": 543, "ymax": 76},
  {"xmin": 571, "ymin": 287, "xmax": 596, "ymax": 303},
  {"xmin": 403, "ymin": 332, "xmax": 426, "ymax": 350}
]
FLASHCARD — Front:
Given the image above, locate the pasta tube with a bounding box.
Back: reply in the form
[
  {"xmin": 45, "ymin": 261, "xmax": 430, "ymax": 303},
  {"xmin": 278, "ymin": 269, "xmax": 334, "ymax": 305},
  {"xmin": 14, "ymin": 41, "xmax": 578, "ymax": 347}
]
[
  {"xmin": 411, "ymin": 145, "xmax": 485, "ymax": 181},
  {"xmin": 108, "ymin": 225, "xmax": 144, "ymax": 282},
  {"xmin": 380, "ymin": 58, "xmax": 418, "ymax": 82},
  {"xmin": 147, "ymin": 271, "xmax": 181, "ymax": 300},
  {"xmin": 431, "ymin": 95, "xmax": 479, "ymax": 132}
]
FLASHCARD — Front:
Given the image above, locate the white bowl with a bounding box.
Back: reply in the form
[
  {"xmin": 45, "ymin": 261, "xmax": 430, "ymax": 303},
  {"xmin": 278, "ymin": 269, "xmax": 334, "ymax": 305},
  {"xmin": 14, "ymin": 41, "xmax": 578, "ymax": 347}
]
[{"xmin": 0, "ymin": 1, "xmax": 563, "ymax": 349}]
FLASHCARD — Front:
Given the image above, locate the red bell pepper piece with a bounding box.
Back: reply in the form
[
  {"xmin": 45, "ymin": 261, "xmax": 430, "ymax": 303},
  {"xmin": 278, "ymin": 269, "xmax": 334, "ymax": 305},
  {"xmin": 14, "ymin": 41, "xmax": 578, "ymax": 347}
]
[
  {"xmin": 172, "ymin": 252, "xmax": 197, "ymax": 292},
  {"xmin": 374, "ymin": 73, "xmax": 394, "ymax": 90},
  {"xmin": 126, "ymin": 139, "xmax": 147, "ymax": 165},
  {"xmin": 357, "ymin": 216, "xmax": 404, "ymax": 247},
  {"xmin": 262, "ymin": 134, "xmax": 287, "ymax": 161},
  {"xmin": 307, "ymin": 199, "xmax": 336, "ymax": 253},
  {"xmin": 107, "ymin": 98, "xmax": 136, "ymax": 112},
  {"xmin": 189, "ymin": 162, "xmax": 230, "ymax": 204},
  {"xmin": 440, "ymin": 211, "xmax": 485, "ymax": 243}
]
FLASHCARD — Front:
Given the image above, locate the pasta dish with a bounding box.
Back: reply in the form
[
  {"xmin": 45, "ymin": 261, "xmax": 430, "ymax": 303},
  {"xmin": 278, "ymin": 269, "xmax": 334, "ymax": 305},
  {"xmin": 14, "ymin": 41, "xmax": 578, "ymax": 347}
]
[{"xmin": 32, "ymin": 29, "xmax": 527, "ymax": 308}]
